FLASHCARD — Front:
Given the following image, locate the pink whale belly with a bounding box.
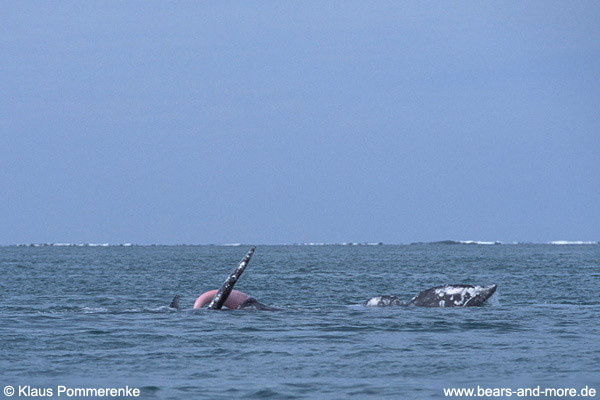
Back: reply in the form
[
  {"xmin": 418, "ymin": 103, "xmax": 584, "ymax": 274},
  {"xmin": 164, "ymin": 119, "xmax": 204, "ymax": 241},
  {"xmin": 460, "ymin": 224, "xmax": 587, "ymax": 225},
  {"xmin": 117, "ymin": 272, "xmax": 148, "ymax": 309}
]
[{"xmin": 193, "ymin": 289, "xmax": 250, "ymax": 309}]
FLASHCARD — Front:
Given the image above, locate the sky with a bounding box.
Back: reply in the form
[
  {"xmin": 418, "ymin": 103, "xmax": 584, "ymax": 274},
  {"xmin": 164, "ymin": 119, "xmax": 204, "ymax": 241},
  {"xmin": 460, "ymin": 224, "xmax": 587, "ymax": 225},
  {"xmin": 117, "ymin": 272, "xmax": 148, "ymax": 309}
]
[{"xmin": 1, "ymin": 1, "xmax": 599, "ymax": 245}]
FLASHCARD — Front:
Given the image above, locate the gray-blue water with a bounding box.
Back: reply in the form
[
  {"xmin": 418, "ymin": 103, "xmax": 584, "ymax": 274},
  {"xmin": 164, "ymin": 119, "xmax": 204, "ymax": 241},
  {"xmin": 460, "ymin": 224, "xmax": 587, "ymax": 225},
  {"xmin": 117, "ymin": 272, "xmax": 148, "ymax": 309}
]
[{"xmin": 1, "ymin": 245, "xmax": 599, "ymax": 399}]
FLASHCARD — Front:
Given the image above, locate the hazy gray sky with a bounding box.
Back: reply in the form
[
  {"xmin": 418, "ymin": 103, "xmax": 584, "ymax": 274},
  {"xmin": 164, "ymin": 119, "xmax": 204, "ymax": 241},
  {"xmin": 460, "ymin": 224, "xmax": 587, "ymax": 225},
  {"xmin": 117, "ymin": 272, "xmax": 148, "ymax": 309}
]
[{"xmin": 1, "ymin": 1, "xmax": 599, "ymax": 244}]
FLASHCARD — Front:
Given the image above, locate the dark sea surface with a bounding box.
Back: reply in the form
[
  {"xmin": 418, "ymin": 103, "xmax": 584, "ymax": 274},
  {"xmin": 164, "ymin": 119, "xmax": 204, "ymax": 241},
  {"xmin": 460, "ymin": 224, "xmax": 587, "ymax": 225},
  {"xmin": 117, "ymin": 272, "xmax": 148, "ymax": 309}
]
[{"xmin": 1, "ymin": 245, "xmax": 599, "ymax": 399}]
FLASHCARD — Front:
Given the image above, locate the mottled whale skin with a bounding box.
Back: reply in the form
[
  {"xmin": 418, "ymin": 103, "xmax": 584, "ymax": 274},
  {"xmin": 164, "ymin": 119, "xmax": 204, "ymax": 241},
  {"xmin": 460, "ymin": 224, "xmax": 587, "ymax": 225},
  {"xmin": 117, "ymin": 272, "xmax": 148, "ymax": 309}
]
[
  {"xmin": 208, "ymin": 247, "xmax": 256, "ymax": 310},
  {"xmin": 364, "ymin": 295, "xmax": 404, "ymax": 307},
  {"xmin": 364, "ymin": 284, "xmax": 497, "ymax": 307}
]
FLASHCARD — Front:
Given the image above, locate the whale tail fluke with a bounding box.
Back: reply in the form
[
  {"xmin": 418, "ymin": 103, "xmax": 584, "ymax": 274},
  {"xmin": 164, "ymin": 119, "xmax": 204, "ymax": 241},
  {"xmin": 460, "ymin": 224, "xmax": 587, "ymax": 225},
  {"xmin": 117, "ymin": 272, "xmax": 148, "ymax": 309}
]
[{"xmin": 169, "ymin": 294, "xmax": 181, "ymax": 310}]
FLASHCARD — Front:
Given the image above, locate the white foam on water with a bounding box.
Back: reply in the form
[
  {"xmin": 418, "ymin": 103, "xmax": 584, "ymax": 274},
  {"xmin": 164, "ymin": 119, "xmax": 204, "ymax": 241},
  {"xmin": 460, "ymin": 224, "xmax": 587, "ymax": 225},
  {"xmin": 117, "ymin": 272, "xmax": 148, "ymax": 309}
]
[
  {"xmin": 549, "ymin": 241, "xmax": 597, "ymax": 245},
  {"xmin": 459, "ymin": 240, "xmax": 501, "ymax": 245},
  {"xmin": 81, "ymin": 307, "xmax": 108, "ymax": 313}
]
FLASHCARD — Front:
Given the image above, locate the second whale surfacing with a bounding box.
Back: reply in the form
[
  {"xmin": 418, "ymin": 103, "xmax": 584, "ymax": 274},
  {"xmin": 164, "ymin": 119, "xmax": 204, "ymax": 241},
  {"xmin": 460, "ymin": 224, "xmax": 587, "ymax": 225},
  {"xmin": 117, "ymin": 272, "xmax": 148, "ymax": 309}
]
[{"xmin": 364, "ymin": 284, "xmax": 497, "ymax": 307}]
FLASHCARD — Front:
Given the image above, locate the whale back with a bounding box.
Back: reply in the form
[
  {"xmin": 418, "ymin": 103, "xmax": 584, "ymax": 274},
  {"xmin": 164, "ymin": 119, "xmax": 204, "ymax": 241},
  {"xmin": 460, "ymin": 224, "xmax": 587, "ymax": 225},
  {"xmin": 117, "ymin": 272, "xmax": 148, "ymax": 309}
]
[
  {"xmin": 236, "ymin": 297, "xmax": 282, "ymax": 311},
  {"xmin": 408, "ymin": 284, "xmax": 497, "ymax": 307}
]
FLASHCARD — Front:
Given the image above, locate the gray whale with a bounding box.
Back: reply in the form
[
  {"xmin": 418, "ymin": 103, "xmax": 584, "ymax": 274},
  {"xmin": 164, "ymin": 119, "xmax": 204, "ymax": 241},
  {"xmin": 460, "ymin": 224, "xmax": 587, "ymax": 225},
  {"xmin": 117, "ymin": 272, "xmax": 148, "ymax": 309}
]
[{"xmin": 364, "ymin": 284, "xmax": 497, "ymax": 307}]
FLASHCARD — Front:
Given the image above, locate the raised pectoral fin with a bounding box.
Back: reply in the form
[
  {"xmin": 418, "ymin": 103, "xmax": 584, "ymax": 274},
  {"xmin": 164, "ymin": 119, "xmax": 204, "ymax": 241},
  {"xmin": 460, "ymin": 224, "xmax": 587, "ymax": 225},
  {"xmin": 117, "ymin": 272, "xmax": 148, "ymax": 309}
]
[{"xmin": 207, "ymin": 247, "xmax": 256, "ymax": 310}]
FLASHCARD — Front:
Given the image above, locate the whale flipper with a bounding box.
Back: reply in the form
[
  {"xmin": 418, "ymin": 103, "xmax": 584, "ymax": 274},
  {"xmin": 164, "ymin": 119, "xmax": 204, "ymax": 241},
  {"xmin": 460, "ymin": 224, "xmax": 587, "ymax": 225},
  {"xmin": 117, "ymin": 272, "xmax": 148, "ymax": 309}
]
[
  {"xmin": 408, "ymin": 284, "xmax": 497, "ymax": 307},
  {"xmin": 169, "ymin": 294, "xmax": 180, "ymax": 310},
  {"xmin": 207, "ymin": 247, "xmax": 256, "ymax": 310}
]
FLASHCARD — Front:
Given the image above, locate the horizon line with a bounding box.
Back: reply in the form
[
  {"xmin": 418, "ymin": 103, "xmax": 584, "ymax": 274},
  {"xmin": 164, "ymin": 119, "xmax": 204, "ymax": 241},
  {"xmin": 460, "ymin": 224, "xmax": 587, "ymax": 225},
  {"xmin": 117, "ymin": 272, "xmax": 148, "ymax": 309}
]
[{"xmin": 1, "ymin": 240, "xmax": 598, "ymax": 247}]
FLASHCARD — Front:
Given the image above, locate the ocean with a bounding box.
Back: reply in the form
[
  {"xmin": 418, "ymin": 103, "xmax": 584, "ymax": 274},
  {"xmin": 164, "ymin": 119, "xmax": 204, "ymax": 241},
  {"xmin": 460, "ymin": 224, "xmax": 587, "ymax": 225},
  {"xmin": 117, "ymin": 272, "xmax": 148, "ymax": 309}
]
[{"xmin": 1, "ymin": 244, "xmax": 599, "ymax": 399}]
